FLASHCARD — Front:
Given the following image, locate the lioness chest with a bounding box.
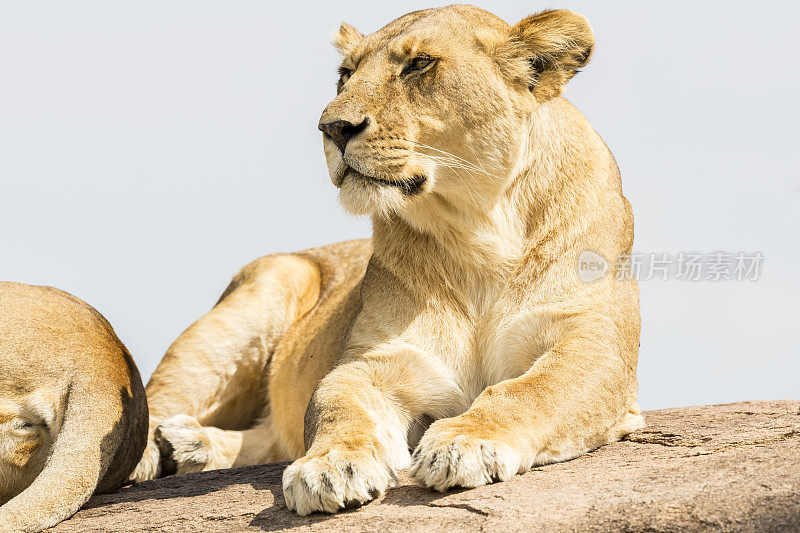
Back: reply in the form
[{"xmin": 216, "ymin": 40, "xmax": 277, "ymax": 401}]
[
  {"xmin": 398, "ymin": 289, "xmax": 561, "ymax": 406},
  {"xmin": 268, "ymin": 243, "xmax": 563, "ymax": 455}
]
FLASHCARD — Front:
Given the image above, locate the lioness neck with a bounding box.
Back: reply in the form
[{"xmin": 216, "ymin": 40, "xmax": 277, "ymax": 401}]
[{"xmin": 371, "ymin": 97, "xmax": 620, "ymax": 304}]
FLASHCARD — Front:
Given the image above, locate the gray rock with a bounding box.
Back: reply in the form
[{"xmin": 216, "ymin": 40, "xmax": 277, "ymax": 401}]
[{"xmin": 51, "ymin": 400, "xmax": 800, "ymax": 532}]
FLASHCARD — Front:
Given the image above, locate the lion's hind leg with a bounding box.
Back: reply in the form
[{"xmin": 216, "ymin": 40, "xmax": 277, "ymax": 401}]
[{"xmin": 132, "ymin": 254, "xmax": 321, "ymax": 481}]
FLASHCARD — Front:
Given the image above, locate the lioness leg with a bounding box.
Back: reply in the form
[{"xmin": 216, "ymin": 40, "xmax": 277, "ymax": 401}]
[
  {"xmin": 410, "ymin": 329, "xmax": 644, "ymax": 491},
  {"xmin": 282, "ymin": 352, "xmax": 465, "ymax": 515},
  {"xmin": 131, "ymin": 254, "xmax": 321, "ymax": 481}
]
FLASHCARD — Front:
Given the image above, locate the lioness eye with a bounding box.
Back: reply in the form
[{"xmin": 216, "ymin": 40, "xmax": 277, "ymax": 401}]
[
  {"xmin": 404, "ymin": 55, "xmax": 435, "ymax": 75},
  {"xmin": 14, "ymin": 419, "xmax": 38, "ymax": 431},
  {"xmin": 337, "ymin": 67, "xmax": 352, "ymax": 90}
]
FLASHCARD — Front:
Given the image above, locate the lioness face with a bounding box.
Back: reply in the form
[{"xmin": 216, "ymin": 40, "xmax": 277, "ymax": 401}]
[
  {"xmin": 318, "ymin": 6, "xmax": 593, "ymax": 223},
  {"xmin": 320, "ymin": 6, "xmax": 530, "ymax": 219}
]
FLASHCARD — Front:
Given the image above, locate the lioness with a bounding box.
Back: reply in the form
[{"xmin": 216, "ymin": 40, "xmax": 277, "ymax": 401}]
[
  {"xmin": 0, "ymin": 283, "xmax": 148, "ymax": 532},
  {"xmin": 134, "ymin": 5, "xmax": 643, "ymax": 516}
]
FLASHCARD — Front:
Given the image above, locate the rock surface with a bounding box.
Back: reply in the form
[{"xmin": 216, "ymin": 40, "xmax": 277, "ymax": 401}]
[{"xmin": 52, "ymin": 400, "xmax": 800, "ymax": 532}]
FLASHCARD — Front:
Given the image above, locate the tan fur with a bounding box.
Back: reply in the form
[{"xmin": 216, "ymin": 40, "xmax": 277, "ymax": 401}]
[
  {"xmin": 0, "ymin": 283, "xmax": 147, "ymax": 532},
  {"xmin": 133, "ymin": 5, "xmax": 643, "ymax": 516}
]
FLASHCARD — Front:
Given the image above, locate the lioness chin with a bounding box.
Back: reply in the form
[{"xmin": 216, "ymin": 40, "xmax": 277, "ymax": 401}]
[{"xmin": 134, "ymin": 5, "xmax": 643, "ymax": 516}]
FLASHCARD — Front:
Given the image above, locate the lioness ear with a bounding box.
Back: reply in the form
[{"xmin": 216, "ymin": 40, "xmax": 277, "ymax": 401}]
[
  {"xmin": 332, "ymin": 23, "xmax": 364, "ymax": 56},
  {"xmin": 496, "ymin": 10, "xmax": 594, "ymax": 102}
]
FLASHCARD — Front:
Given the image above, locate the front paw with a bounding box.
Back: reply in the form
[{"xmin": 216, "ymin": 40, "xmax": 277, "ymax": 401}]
[
  {"xmin": 282, "ymin": 445, "xmax": 397, "ymax": 516},
  {"xmin": 410, "ymin": 418, "xmax": 521, "ymax": 492}
]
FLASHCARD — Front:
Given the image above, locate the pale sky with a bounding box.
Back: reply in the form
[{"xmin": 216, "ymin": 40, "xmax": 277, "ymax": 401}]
[{"xmin": 1, "ymin": 1, "xmax": 798, "ymax": 409}]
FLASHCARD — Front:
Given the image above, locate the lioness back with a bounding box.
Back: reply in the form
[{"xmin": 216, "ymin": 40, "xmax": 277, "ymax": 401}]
[{"xmin": 0, "ymin": 282, "xmax": 148, "ymax": 533}]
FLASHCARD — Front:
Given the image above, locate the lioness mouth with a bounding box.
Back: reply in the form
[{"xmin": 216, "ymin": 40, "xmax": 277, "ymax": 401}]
[{"xmin": 344, "ymin": 167, "xmax": 426, "ymax": 196}]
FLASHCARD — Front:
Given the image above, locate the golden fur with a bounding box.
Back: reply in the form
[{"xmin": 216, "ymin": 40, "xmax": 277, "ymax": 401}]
[
  {"xmin": 133, "ymin": 5, "xmax": 643, "ymax": 516},
  {"xmin": 0, "ymin": 283, "xmax": 147, "ymax": 532}
]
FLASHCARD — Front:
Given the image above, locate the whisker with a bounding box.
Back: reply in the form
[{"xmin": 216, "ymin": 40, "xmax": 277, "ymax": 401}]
[
  {"xmin": 407, "ymin": 154, "xmax": 486, "ymax": 211},
  {"xmin": 404, "ymin": 139, "xmax": 501, "ymax": 181}
]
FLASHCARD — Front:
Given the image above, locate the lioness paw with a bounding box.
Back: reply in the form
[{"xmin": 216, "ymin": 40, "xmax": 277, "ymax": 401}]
[
  {"xmin": 154, "ymin": 414, "xmax": 214, "ymax": 475},
  {"xmin": 282, "ymin": 448, "xmax": 396, "ymax": 516},
  {"xmin": 410, "ymin": 420, "xmax": 521, "ymax": 492}
]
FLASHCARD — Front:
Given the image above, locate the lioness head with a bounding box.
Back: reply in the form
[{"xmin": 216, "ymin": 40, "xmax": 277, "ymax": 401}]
[{"xmin": 319, "ymin": 5, "xmax": 593, "ymax": 223}]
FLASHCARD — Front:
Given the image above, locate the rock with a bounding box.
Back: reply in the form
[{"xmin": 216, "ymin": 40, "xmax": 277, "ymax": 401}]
[{"xmin": 51, "ymin": 400, "xmax": 800, "ymax": 532}]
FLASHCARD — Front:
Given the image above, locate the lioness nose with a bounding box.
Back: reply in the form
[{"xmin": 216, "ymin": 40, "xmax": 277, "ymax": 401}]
[{"xmin": 318, "ymin": 118, "xmax": 368, "ymax": 153}]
